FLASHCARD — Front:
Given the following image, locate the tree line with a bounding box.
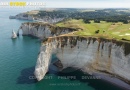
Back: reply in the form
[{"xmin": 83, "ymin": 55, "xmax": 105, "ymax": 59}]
[{"xmin": 37, "ymin": 9, "xmax": 130, "ymax": 24}]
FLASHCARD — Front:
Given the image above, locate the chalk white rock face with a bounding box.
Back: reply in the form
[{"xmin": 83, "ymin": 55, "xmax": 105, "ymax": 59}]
[
  {"xmin": 34, "ymin": 44, "xmax": 50, "ymax": 81},
  {"xmin": 38, "ymin": 17, "xmax": 64, "ymax": 24},
  {"xmin": 34, "ymin": 42, "xmax": 57, "ymax": 81},
  {"xmin": 11, "ymin": 30, "xmax": 17, "ymax": 38},
  {"xmin": 21, "ymin": 23, "xmax": 52, "ymax": 39},
  {"xmin": 35, "ymin": 38, "xmax": 130, "ymax": 82},
  {"xmin": 56, "ymin": 40, "xmax": 130, "ymax": 81},
  {"xmin": 21, "ymin": 24, "xmax": 29, "ymax": 35},
  {"xmin": 20, "ymin": 23, "xmax": 76, "ymax": 39},
  {"xmin": 15, "ymin": 13, "xmax": 34, "ymax": 20}
]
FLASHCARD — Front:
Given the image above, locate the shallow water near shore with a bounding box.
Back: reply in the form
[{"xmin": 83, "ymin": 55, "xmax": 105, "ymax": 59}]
[{"xmin": 0, "ymin": 9, "xmax": 125, "ymax": 90}]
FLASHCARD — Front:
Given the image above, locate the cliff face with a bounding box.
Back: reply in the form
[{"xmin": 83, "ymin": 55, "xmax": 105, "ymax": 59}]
[
  {"xmin": 9, "ymin": 13, "xmax": 34, "ymax": 20},
  {"xmin": 37, "ymin": 17, "xmax": 64, "ymax": 24},
  {"xmin": 35, "ymin": 43, "xmax": 53, "ymax": 81},
  {"xmin": 20, "ymin": 22, "xmax": 77, "ymax": 39},
  {"xmin": 35, "ymin": 36, "xmax": 130, "ymax": 83}
]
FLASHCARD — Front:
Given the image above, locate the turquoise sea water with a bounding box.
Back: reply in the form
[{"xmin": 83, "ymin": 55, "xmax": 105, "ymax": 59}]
[{"xmin": 0, "ymin": 9, "xmax": 123, "ymax": 90}]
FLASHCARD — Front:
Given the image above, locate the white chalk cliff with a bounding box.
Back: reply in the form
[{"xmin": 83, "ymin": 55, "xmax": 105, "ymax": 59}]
[
  {"xmin": 34, "ymin": 36, "xmax": 130, "ymax": 84},
  {"xmin": 35, "ymin": 42, "xmax": 53, "ymax": 81},
  {"xmin": 20, "ymin": 22, "xmax": 77, "ymax": 39},
  {"xmin": 9, "ymin": 13, "xmax": 34, "ymax": 20},
  {"xmin": 20, "ymin": 22, "xmax": 130, "ymax": 87},
  {"xmin": 36, "ymin": 17, "xmax": 64, "ymax": 24}
]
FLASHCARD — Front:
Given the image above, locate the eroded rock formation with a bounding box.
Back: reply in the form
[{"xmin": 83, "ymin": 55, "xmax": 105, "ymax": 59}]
[
  {"xmin": 35, "ymin": 36, "xmax": 130, "ymax": 84},
  {"xmin": 20, "ymin": 22, "xmax": 78, "ymax": 39}
]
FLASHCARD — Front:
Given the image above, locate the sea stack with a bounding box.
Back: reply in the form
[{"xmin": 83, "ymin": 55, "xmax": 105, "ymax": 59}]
[{"xmin": 11, "ymin": 30, "xmax": 17, "ymax": 39}]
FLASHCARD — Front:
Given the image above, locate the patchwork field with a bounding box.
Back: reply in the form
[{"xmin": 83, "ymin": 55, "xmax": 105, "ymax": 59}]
[{"xmin": 56, "ymin": 19, "xmax": 130, "ymax": 40}]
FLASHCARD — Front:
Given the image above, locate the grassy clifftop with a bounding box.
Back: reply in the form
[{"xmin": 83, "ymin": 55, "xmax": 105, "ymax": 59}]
[{"xmin": 56, "ymin": 19, "xmax": 130, "ymax": 41}]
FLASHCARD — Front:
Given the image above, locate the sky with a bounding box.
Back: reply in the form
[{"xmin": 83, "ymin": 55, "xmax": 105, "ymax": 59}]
[{"xmin": 2, "ymin": 0, "xmax": 130, "ymax": 8}]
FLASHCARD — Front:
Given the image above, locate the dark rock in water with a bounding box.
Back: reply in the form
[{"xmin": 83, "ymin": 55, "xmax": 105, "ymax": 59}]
[
  {"xmin": 17, "ymin": 33, "xmax": 19, "ymax": 36},
  {"xmin": 48, "ymin": 59, "xmax": 63, "ymax": 74},
  {"xmin": 53, "ymin": 60, "xmax": 63, "ymax": 70}
]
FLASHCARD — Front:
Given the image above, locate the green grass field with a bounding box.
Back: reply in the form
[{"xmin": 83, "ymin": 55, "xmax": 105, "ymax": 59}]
[{"xmin": 56, "ymin": 19, "xmax": 130, "ymax": 40}]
